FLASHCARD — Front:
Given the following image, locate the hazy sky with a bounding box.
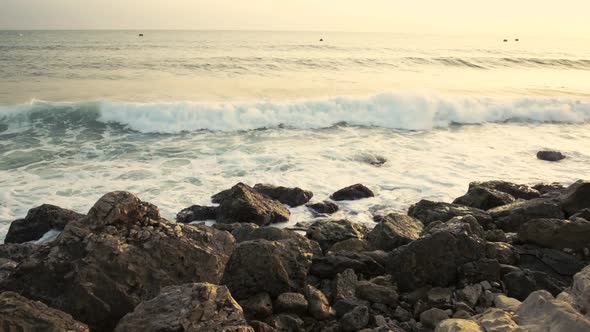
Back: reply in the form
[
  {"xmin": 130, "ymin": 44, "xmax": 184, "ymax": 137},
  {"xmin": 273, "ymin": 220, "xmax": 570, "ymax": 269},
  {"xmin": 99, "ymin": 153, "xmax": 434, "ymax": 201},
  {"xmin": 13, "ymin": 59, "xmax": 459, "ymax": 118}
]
[{"xmin": 2, "ymin": 0, "xmax": 589, "ymax": 36}]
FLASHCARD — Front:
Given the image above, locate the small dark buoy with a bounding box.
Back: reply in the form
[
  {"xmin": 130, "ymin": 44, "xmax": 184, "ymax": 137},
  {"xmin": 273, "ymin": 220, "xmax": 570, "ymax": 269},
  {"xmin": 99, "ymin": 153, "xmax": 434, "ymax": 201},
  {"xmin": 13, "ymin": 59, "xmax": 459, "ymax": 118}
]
[
  {"xmin": 139, "ymin": 33, "xmax": 144, "ymax": 37},
  {"xmin": 503, "ymin": 39, "xmax": 508, "ymax": 42},
  {"xmin": 515, "ymin": 38, "xmax": 519, "ymax": 42},
  {"xmin": 319, "ymin": 38, "xmax": 323, "ymax": 42}
]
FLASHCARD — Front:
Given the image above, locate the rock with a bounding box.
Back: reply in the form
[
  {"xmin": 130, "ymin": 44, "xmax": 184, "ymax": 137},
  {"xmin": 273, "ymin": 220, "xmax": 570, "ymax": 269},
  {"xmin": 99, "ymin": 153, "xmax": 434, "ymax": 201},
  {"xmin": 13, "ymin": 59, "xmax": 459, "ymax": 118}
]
[
  {"xmin": 367, "ymin": 213, "xmax": 423, "ymax": 251},
  {"xmin": 311, "ymin": 251, "xmax": 384, "ymax": 278},
  {"xmin": 428, "ymin": 287, "xmax": 453, "ymax": 306},
  {"xmin": 518, "ymin": 218, "xmax": 590, "ymax": 250},
  {"xmin": 0, "ymin": 243, "xmax": 38, "ymax": 263},
  {"xmin": 0, "ymin": 291, "xmax": 89, "ymax": 332},
  {"xmin": 408, "ymin": 200, "xmax": 492, "ymax": 227},
  {"xmin": 393, "ymin": 306, "xmax": 413, "ymax": 322},
  {"xmin": 533, "ymin": 182, "xmax": 567, "ymax": 197},
  {"xmin": 489, "ymin": 198, "xmax": 564, "ymax": 232},
  {"xmin": 340, "ymin": 305, "xmax": 369, "ymax": 331},
  {"xmin": 453, "ymin": 310, "xmax": 472, "ymax": 320},
  {"xmin": 307, "ymin": 201, "xmax": 339, "ymax": 215},
  {"xmin": 222, "ymin": 236, "xmax": 316, "ymax": 300},
  {"xmin": 457, "ymin": 284, "xmax": 483, "ymax": 307},
  {"xmin": 333, "ymin": 269, "xmax": 358, "ymax": 301},
  {"xmin": 329, "ymin": 238, "xmax": 374, "ymax": 253},
  {"xmin": 253, "ymin": 184, "xmax": 313, "ymax": 207},
  {"xmin": 503, "ymin": 269, "xmax": 566, "ymax": 301},
  {"xmin": 216, "ymin": 183, "xmax": 290, "ymax": 226},
  {"xmin": 330, "ymin": 184, "xmax": 375, "ymax": 201},
  {"xmin": 388, "ymin": 216, "xmax": 486, "ymax": 291},
  {"xmin": 474, "ymin": 308, "xmax": 518, "ymax": 331},
  {"xmin": 559, "ymin": 265, "xmax": 590, "ymax": 317},
  {"xmin": 493, "ymin": 294, "xmax": 521, "ymax": 311},
  {"xmin": 0, "ymin": 191, "xmax": 235, "ymax": 332},
  {"xmin": 485, "ymin": 242, "xmax": 518, "ymax": 265},
  {"xmin": 537, "ymin": 150, "xmax": 566, "ymax": 161},
  {"xmin": 420, "ymin": 308, "xmax": 450, "ymax": 329},
  {"xmin": 472, "ymin": 180, "xmax": 541, "ymax": 200},
  {"xmin": 306, "ymin": 219, "xmax": 368, "ymax": 252},
  {"xmin": 484, "ymin": 229, "xmax": 507, "ymax": 242},
  {"xmin": 266, "ymin": 314, "xmax": 304, "ymax": 331},
  {"xmin": 240, "ymin": 292, "xmax": 273, "ymax": 319},
  {"xmin": 212, "ymin": 222, "xmax": 259, "ymax": 233},
  {"xmin": 460, "ymin": 260, "xmax": 501, "ymax": 285},
  {"xmin": 274, "ymin": 293, "xmax": 308, "ymax": 315},
  {"xmin": 560, "ymin": 180, "xmax": 590, "ymax": 216},
  {"xmin": 333, "ymin": 298, "xmax": 370, "ymax": 318},
  {"xmin": 435, "ymin": 319, "xmax": 483, "ymax": 332},
  {"xmin": 114, "ymin": 283, "xmax": 253, "ymax": 332},
  {"xmin": 230, "ymin": 226, "xmax": 319, "ymax": 253},
  {"xmin": 356, "ymin": 279, "xmax": 399, "ymax": 306},
  {"xmin": 5, "ymin": 204, "xmax": 84, "ymax": 244},
  {"xmin": 453, "ymin": 185, "xmax": 516, "ymax": 210},
  {"xmin": 304, "ymin": 285, "xmax": 334, "ymax": 320},
  {"xmin": 175, "ymin": 205, "xmax": 217, "ymax": 223},
  {"xmin": 571, "ymin": 208, "xmax": 590, "ymax": 221},
  {"xmin": 514, "ymin": 290, "xmax": 590, "ymax": 331},
  {"xmin": 249, "ymin": 320, "xmax": 276, "ymax": 332}
]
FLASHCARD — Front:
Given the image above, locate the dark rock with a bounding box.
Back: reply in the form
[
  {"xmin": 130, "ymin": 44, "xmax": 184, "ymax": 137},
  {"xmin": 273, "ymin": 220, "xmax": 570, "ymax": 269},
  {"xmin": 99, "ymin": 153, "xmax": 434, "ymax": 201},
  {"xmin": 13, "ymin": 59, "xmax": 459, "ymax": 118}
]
[
  {"xmin": 306, "ymin": 219, "xmax": 368, "ymax": 252},
  {"xmin": 333, "ymin": 298, "xmax": 370, "ymax": 318},
  {"xmin": 456, "ymin": 284, "xmax": 482, "ymax": 308},
  {"xmin": 485, "ymin": 229, "xmax": 507, "ymax": 242},
  {"xmin": 304, "ymin": 285, "xmax": 334, "ymax": 320},
  {"xmin": 328, "ymin": 238, "xmax": 374, "ymax": 253},
  {"xmin": 0, "ymin": 291, "xmax": 89, "ymax": 332},
  {"xmin": 489, "ymin": 198, "xmax": 564, "ymax": 232},
  {"xmin": 212, "ymin": 222, "xmax": 259, "ymax": 233},
  {"xmin": 114, "ymin": 283, "xmax": 253, "ymax": 332},
  {"xmin": 426, "ymin": 287, "xmax": 452, "ymax": 306},
  {"xmin": 407, "ymin": 200, "xmax": 492, "ymax": 227},
  {"xmin": 240, "ymin": 292, "xmax": 274, "ymax": 319},
  {"xmin": 559, "ymin": 180, "xmax": 590, "ymax": 216},
  {"xmin": 486, "ymin": 242, "xmax": 519, "ymax": 265},
  {"xmin": 458, "ymin": 258, "xmax": 502, "ymax": 284},
  {"xmin": 419, "ymin": 308, "xmax": 450, "ymax": 329},
  {"xmin": 265, "ymin": 314, "xmax": 304, "ymax": 331},
  {"xmin": 249, "ymin": 320, "xmax": 277, "ymax": 332},
  {"xmin": 306, "ymin": 201, "xmax": 339, "ymax": 215},
  {"xmin": 355, "ymin": 276, "xmax": 398, "ymax": 306},
  {"xmin": 471, "ymin": 180, "xmax": 541, "ymax": 200},
  {"xmin": 514, "ymin": 245, "xmax": 586, "ymax": 288},
  {"xmin": 393, "ymin": 305, "xmax": 413, "ymax": 322},
  {"xmin": 387, "ymin": 216, "xmax": 486, "ymax": 291},
  {"xmin": 274, "ymin": 293, "xmax": 308, "ymax": 315},
  {"xmin": 0, "ymin": 243, "xmax": 38, "ymax": 263},
  {"xmin": 453, "ymin": 185, "xmax": 516, "ymax": 210},
  {"xmin": 332, "ymin": 269, "xmax": 358, "ymax": 301},
  {"xmin": 367, "ymin": 213, "xmax": 423, "ymax": 251},
  {"xmin": 503, "ymin": 269, "xmax": 565, "ymax": 301},
  {"xmin": 571, "ymin": 208, "xmax": 590, "ymax": 221},
  {"xmin": 537, "ymin": 150, "xmax": 566, "ymax": 161},
  {"xmin": 231, "ymin": 226, "xmax": 319, "ymax": 254},
  {"xmin": 253, "ymin": 184, "xmax": 313, "ymax": 207},
  {"xmin": 533, "ymin": 182, "xmax": 567, "ymax": 197},
  {"xmin": 518, "ymin": 218, "xmax": 590, "ymax": 250},
  {"xmin": 0, "ymin": 191, "xmax": 235, "ymax": 332},
  {"xmin": 340, "ymin": 305, "xmax": 369, "ymax": 331},
  {"xmin": 311, "ymin": 252, "xmax": 384, "ymax": 278},
  {"xmin": 5, "ymin": 204, "xmax": 84, "ymax": 244},
  {"xmin": 175, "ymin": 204, "xmax": 217, "ymax": 223},
  {"xmin": 330, "ymin": 184, "xmax": 375, "ymax": 201}
]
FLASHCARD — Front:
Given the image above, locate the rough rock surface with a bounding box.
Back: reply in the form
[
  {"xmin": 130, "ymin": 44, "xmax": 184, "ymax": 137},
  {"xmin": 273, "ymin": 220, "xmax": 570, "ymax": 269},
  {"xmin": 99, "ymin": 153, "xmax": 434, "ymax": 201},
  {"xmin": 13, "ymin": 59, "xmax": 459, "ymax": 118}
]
[
  {"xmin": 306, "ymin": 201, "xmax": 339, "ymax": 215},
  {"xmin": 367, "ymin": 213, "xmax": 423, "ymax": 251},
  {"xmin": 453, "ymin": 185, "xmax": 516, "ymax": 210},
  {"xmin": 5, "ymin": 204, "xmax": 84, "ymax": 244},
  {"xmin": 306, "ymin": 219, "xmax": 368, "ymax": 251},
  {"xmin": 518, "ymin": 218, "xmax": 590, "ymax": 250},
  {"xmin": 420, "ymin": 308, "xmax": 450, "ymax": 329},
  {"xmin": 274, "ymin": 292, "xmax": 308, "ymax": 315},
  {"xmin": 305, "ymin": 285, "xmax": 334, "ymax": 320},
  {"xmin": 560, "ymin": 180, "xmax": 590, "ymax": 216},
  {"xmin": 340, "ymin": 305, "xmax": 369, "ymax": 331},
  {"xmin": 176, "ymin": 205, "xmax": 217, "ymax": 223},
  {"xmin": 471, "ymin": 180, "xmax": 541, "ymax": 200},
  {"xmin": 489, "ymin": 198, "xmax": 564, "ymax": 232},
  {"xmin": 435, "ymin": 319, "xmax": 483, "ymax": 332},
  {"xmin": 0, "ymin": 291, "xmax": 89, "ymax": 332},
  {"xmin": 311, "ymin": 251, "xmax": 384, "ymax": 278},
  {"xmin": 537, "ymin": 150, "xmax": 566, "ymax": 162},
  {"xmin": 330, "ymin": 184, "xmax": 375, "ymax": 201},
  {"xmin": 328, "ymin": 238, "xmax": 374, "ymax": 253},
  {"xmin": 114, "ymin": 283, "xmax": 253, "ymax": 332},
  {"xmin": 407, "ymin": 200, "xmax": 492, "ymax": 227},
  {"xmin": 253, "ymin": 183, "xmax": 313, "ymax": 207},
  {"xmin": 485, "ymin": 242, "xmax": 518, "ymax": 265},
  {"xmin": 559, "ymin": 265, "xmax": 590, "ymax": 318},
  {"xmin": 515, "ymin": 290, "xmax": 590, "ymax": 331},
  {"xmin": 240, "ymin": 292, "xmax": 273, "ymax": 319},
  {"xmin": 0, "ymin": 191, "xmax": 235, "ymax": 332},
  {"xmin": 215, "ymin": 183, "xmax": 290, "ymax": 226}
]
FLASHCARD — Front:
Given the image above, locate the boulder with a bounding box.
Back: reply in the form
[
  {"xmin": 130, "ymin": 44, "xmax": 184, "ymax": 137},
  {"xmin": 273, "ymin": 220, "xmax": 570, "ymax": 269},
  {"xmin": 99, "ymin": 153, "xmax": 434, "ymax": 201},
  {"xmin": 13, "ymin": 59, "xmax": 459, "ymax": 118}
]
[
  {"xmin": 518, "ymin": 218, "xmax": 590, "ymax": 250},
  {"xmin": 485, "ymin": 242, "xmax": 518, "ymax": 265},
  {"xmin": 493, "ymin": 294, "xmax": 521, "ymax": 311},
  {"xmin": 503, "ymin": 269, "xmax": 565, "ymax": 301},
  {"xmin": 560, "ymin": 180, "xmax": 590, "ymax": 216},
  {"xmin": 533, "ymin": 182, "xmax": 567, "ymax": 197},
  {"xmin": 330, "ymin": 184, "xmax": 375, "ymax": 201},
  {"xmin": 310, "ymin": 251, "xmax": 384, "ymax": 278},
  {"xmin": 240, "ymin": 292, "xmax": 273, "ymax": 319},
  {"xmin": 0, "ymin": 291, "xmax": 89, "ymax": 332},
  {"xmin": 407, "ymin": 200, "xmax": 492, "ymax": 227},
  {"xmin": 428, "ymin": 287, "xmax": 453, "ymax": 306},
  {"xmin": 114, "ymin": 283, "xmax": 253, "ymax": 332},
  {"xmin": 453, "ymin": 185, "xmax": 516, "ymax": 210},
  {"xmin": 306, "ymin": 219, "xmax": 368, "ymax": 251},
  {"xmin": 0, "ymin": 243, "xmax": 38, "ymax": 263},
  {"xmin": 559, "ymin": 265, "xmax": 590, "ymax": 318},
  {"xmin": 457, "ymin": 284, "xmax": 482, "ymax": 308},
  {"xmin": 0, "ymin": 191, "xmax": 235, "ymax": 332},
  {"xmin": 537, "ymin": 150, "xmax": 566, "ymax": 161},
  {"xmin": 176, "ymin": 205, "xmax": 217, "ymax": 223},
  {"xmin": 489, "ymin": 198, "xmax": 564, "ymax": 232},
  {"xmin": 304, "ymin": 285, "xmax": 334, "ymax": 320},
  {"xmin": 265, "ymin": 314, "xmax": 304, "ymax": 331},
  {"xmin": 474, "ymin": 308, "xmax": 518, "ymax": 331},
  {"xmin": 435, "ymin": 319, "xmax": 483, "ymax": 332},
  {"xmin": 274, "ymin": 293, "xmax": 308, "ymax": 315},
  {"xmin": 340, "ymin": 305, "xmax": 369, "ymax": 331},
  {"xmin": 420, "ymin": 308, "xmax": 450, "ymax": 329},
  {"xmin": 253, "ymin": 184, "xmax": 313, "ymax": 207},
  {"xmin": 387, "ymin": 216, "xmax": 486, "ymax": 291},
  {"xmin": 367, "ymin": 213, "xmax": 423, "ymax": 251},
  {"xmin": 332, "ymin": 269, "xmax": 358, "ymax": 301},
  {"xmin": 471, "ymin": 180, "xmax": 541, "ymax": 200},
  {"xmin": 515, "ymin": 290, "xmax": 590, "ymax": 331},
  {"xmin": 355, "ymin": 278, "xmax": 399, "ymax": 306},
  {"xmin": 307, "ymin": 201, "xmax": 339, "ymax": 215},
  {"xmin": 5, "ymin": 204, "xmax": 84, "ymax": 244},
  {"xmin": 570, "ymin": 209, "xmax": 590, "ymax": 221},
  {"xmin": 515, "ymin": 245, "xmax": 586, "ymax": 289},
  {"xmin": 328, "ymin": 238, "xmax": 374, "ymax": 253},
  {"xmin": 215, "ymin": 183, "xmax": 290, "ymax": 226}
]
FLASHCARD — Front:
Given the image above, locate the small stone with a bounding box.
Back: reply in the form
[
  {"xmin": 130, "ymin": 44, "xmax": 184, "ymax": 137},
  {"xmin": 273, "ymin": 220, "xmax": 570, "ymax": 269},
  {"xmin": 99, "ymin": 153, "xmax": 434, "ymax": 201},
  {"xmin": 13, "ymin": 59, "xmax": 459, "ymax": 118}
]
[
  {"xmin": 274, "ymin": 292, "xmax": 308, "ymax": 315},
  {"xmin": 493, "ymin": 294, "xmax": 521, "ymax": 311},
  {"xmin": 478, "ymin": 290, "xmax": 494, "ymax": 308},
  {"xmin": 393, "ymin": 306, "xmax": 413, "ymax": 322},
  {"xmin": 420, "ymin": 308, "xmax": 450, "ymax": 329},
  {"xmin": 340, "ymin": 305, "xmax": 369, "ymax": 332},
  {"xmin": 453, "ymin": 310, "xmax": 472, "ymax": 319},
  {"xmin": 480, "ymin": 281, "xmax": 492, "ymax": 291},
  {"xmin": 304, "ymin": 285, "xmax": 334, "ymax": 320},
  {"xmin": 428, "ymin": 287, "xmax": 453, "ymax": 305}
]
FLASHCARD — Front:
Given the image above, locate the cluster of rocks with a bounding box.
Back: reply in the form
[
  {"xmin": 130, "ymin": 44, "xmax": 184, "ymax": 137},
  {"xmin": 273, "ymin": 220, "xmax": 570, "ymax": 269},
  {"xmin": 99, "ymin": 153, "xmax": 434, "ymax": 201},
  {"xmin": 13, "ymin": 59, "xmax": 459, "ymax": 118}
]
[{"xmin": 1, "ymin": 179, "xmax": 590, "ymax": 332}]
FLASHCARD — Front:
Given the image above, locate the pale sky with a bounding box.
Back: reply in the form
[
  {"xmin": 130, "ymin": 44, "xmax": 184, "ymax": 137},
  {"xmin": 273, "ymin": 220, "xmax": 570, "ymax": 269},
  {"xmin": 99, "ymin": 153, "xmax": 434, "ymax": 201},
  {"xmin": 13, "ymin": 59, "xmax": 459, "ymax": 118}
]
[{"xmin": 2, "ymin": 0, "xmax": 589, "ymax": 36}]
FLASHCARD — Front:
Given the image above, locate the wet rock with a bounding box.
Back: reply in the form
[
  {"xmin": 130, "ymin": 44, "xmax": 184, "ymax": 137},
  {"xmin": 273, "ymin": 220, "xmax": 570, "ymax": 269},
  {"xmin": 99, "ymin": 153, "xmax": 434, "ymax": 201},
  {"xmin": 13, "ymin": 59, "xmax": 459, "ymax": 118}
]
[
  {"xmin": 306, "ymin": 219, "xmax": 368, "ymax": 252},
  {"xmin": 253, "ymin": 183, "xmax": 313, "ymax": 207},
  {"xmin": 304, "ymin": 285, "xmax": 334, "ymax": 320},
  {"xmin": 518, "ymin": 218, "xmax": 590, "ymax": 250},
  {"xmin": 230, "ymin": 226, "xmax": 319, "ymax": 253},
  {"xmin": 340, "ymin": 305, "xmax": 369, "ymax": 331},
  {"xmin": 367, "ymin": 213, "xmax": 423, "ymax": 251},
  {"xmin": 212, "ymin": 222, "xmax": 259, "ymax": 233},
  {"xmin": 274, "ymin": 293, "xmax": 308, "ymax": 315},
  {"xmin": 0, "ymin": 191, "xmax": 235, "ymax": 332},
  {"xmin": 533, "ymin": 182, "xmax": 567, "ymax": 197},
  {"xmin": 5, "ymin": 204, "xmax": 84, "ymax": 244},
  {"xmin": 240, "ymin": 292, "xmax": 274, "ymax": 319},
  {"xmin": 453, "ymin": 185, "xmax": 516, "ymax": 210},
  {"xmin": 537, "ymin": 150, "xmax": 566, "ymax": 161},
  {"xmin": 330, "ymin": 184, "xmax": 375, "ymax": 201},
  {"xmin": 307, "ymin": 201, "xmax": 339, "ymax": 215},
  {"xmin": 114, "ymin": 283, "xmax": 253, "ymax": 332},
  {"xmin": 503, "ymin": 269, "xmax": 564, "ymax": 301},
  {"xmin": 332, "ymin": 269, "xmax": 358, "ymax": 301},
  {"xmin": 472, "ymin": 180, "xmax": 541, "ymax": 200},
  {"xmin": 176, "ymin": 205, "xmax": 217, "ymax": 223},
  {"xmin": 408, "ymin": 200, "xmax": 492, "ymax": 227},
  {"xmin": 559, "ymin": 180, "xmax": 590, "ymax": 216},
  {"xmin": 311, "ymin": 251, "xmax": 384, "ymax": 278},
  {"xmin": 0, "ymin": 291, "xmax": 89, "ymax": 332},
  {"xmin": 485, "ymin": 242, "xmax": 519, "ymax": 265},
  {"xmin": 215, "ymin": 183, "xmax": 290, "ymax": 226},
  {"xmin": 435, "ymin": 319, "xmax": 483, "ymax": 332},
  {"xmin": 493, "ymin": 294, "xmax": 521, "ymax": 311},
  {"xmin": 420, "ymin": 308, "xmax": 450, "ymax": 329},
  {"xmin": 489, "ymin": 198, "xmax": 564, "ymax": 232},
  {"xmin": 515, "ymin": 290, "xmax": 590, "ymax": 331},
  {"xmin": 329, "ymin": 238, "xmax": 374, "ymax": 253}
]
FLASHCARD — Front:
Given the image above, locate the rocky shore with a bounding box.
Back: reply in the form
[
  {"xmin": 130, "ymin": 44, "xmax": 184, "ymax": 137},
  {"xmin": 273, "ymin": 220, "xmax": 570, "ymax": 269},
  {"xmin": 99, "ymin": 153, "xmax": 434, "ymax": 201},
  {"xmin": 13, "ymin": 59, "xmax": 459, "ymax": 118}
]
[{"xmin": 1, "ymin": 180, "xmax": 590, "ymax": 331}]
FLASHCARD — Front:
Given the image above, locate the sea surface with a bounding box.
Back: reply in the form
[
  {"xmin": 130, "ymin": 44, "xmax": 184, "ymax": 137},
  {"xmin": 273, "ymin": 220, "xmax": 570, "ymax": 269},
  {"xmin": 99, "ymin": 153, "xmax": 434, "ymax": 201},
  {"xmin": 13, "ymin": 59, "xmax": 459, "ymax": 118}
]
[{"xmin": 1, "ymin": 30, "xmax": 590, "ymax": 241}]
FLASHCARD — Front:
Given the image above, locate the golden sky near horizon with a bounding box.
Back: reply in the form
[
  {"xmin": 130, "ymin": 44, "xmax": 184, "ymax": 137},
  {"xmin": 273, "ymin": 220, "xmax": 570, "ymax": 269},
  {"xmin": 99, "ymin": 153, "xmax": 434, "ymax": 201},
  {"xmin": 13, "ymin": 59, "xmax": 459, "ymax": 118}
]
[{"xmin": 2, "ymin": 0, "xmax": 589, "ymax": 36}]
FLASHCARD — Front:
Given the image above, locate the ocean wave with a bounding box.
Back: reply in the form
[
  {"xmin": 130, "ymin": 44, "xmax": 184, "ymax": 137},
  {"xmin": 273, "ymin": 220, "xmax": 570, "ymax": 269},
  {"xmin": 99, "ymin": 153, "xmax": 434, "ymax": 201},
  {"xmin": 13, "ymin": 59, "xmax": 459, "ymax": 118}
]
[{"xmin": 1, "ymin": 94, "xmax": 590, "ymax": 134}]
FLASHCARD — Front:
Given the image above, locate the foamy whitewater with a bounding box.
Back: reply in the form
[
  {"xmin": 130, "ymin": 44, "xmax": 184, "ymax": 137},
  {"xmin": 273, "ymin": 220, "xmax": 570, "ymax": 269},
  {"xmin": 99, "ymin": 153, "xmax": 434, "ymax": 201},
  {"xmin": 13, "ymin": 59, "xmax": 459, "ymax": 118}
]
[{"xmin": 1, "ymin": 31, "xmax": 590, "ymax": 241}]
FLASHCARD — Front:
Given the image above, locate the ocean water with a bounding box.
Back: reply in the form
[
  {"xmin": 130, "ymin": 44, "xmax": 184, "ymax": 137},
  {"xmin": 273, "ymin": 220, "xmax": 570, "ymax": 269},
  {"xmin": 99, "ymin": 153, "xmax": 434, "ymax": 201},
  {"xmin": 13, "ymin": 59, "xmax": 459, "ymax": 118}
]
[{"xmin": 1, "ymin": 30, "xmax": 590, "ymax": 241}]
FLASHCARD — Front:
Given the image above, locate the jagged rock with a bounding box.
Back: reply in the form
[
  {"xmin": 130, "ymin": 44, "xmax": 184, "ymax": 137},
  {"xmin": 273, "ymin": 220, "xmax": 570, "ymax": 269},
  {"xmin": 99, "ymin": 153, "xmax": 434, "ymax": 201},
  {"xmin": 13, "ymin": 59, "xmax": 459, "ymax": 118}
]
[
  {"xmin": 489, "ymin": 198, "xmax": 564, "ymax": 232},
  {"xmin": 485, "ymin": 242, "xmax": 518, "ymax": 265},
  {"xmin": 230, "ymin": 226, "xmax": 319, "ymax": 255},
  {"xmin": 5, "ymin": 204, "xmax": 84, "ymax": 244},
  {"xmin": 0, "ymin": 291, "xmax": 89, "ymax": 332},
  {"xmin": 537, "ymin": 150, "xmax": 566, "ymax": 161},
  {"xmin": 533, "ymin": 182, "xmax": 567, "ymax": 197},
  {"xmin": 212, "ymin": 222, "xmax": 259, "ymax": 233},
  {"xmin": 0, "ymin": 243, "xmax": 38, "ymax": 263},
  {"xmin": 114, "ymin": 283, "xmax": 253, "ymax": 332},
  {"xmin": 387, "ymin": 216, "xmax": 486, "ymax": 291},
  {"xmin": 393, "ymin": 305, "xmax": 413, "ymax": 322},
  {"xmin": 453, "ymin": 185, "xmax": 516, "ymax": 210},
  {"xmin": 356, "ymin": 278, "xmax": 399, "ymax": 306},
  {"xmin": 240, "ymin": 293, "xmax": 273, "ymax": 319},
  {"xmin": 427, "ymin": 287, "xmax": 453, "ymax": 306},
  {"xmin": 333, "ymin": 298, "xmax": 370, "ymax": 318},
  {"xmin": 570, "ymin": 208, "xmax": 590, "ymax": 221},
  {"xmin": 367, "ymin": 213, "xmax": 423, "ymax": 251},
  {"xmin": 474, "ymin": 308, "xmax": 518, "ymax": 331},
  {"xmin": 484, "ymin": 229, "xmax": 507, "ymax": 242},
  {"xmin": 518, "ymin": 218, "xmax": 590, "ymax": 250},
  {"xmin": 266, "ymin": 314, "xmax": 304, "ymax": 331},
  {"xmin": 558, "ymin": 265, "xmax": 590, "ymax": 318},
  {"xmin": 514, "ymin": 290, "xmax": 590, "ymax": 331},
  {"xmin": 307, "ymin": 201, "xmax": 339, "ymax": 215},
  {"xmin": 310, "ymin": 251, "xmax": 384, "ymax": 278},
  {"xmin": 253, "ymin": 184, "xmax": 313, "ymax": 207},
  {"xmin": 435, "ymin": 319, "xmax": 483, "ymax": 332},
  {"xmin": 329, "ymin": 238, "xmax": 374, "ymax": 253},
  {"xmin": 176, "ymin": 205, "xmax": 217, "ymax": 223},
  {"xmin": 560, "ymin": 180, "xmax": 590, "ymax": 216},
  {"xmin": 306, "ymin": 219, "xmax": 368, "ymax": 251},
  {"xmin": 493, "ymin": 294, "xmax": 521, "ymax": 311},
  {"xmin": 420, "ymin": 308, "xmax": 450, "ymax": 329},
  {"xmin": 0, "ymin": 191, "xmax": 235, "ymax": 332},
  {"xmin": 407, "ymin": 200, "xmax": 492, "ymax": 227},
  {"xmin": 330, "ymin": 184, "xmax": 375, "ymax": 201},
  {"xmin": 215, "ymin": 183, "xmax": 290, "ymax": 226},
  {"xmin": 459, "ymin": 258, "xmax": 502, "ymax": 285},
  {"xmin": 457, "ymin": 284, "xmax": 482, "ymax": 308},
  {"xmin": 332, "ymin": 269, "xmax": 358, "ymax": 301},
  {"xmin": 340, "ymin": 305, "xmax": 369, "ymax": 331},
  {"xmin": 274, "ymin": 293, "xmax": 308, "ymax": 315},
  {"xmin": 304, "ymin": 285, "xmax": 334, "ymax": 320},
  {"xmin": 472, "ymin": 180, "xmax": 541, "ymax": 200},
  {"xmin": 503, "ymin": 269, "xmax": 565, "ymax": 301}
]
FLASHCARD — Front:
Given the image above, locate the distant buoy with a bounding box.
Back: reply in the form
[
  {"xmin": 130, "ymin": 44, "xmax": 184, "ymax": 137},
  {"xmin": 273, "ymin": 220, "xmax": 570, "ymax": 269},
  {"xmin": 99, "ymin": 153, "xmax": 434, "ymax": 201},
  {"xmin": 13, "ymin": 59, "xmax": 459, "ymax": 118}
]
[
  {"xmin": 503, "ymin": 39, "xmax": 508, "ymax": 42},
  {"xmin": 319, "ymin": 38, "xmax": 323, "ymax": 42},
  {"xmin": 139, "ymin": 34, "xmax": 144, "ymax": 37},
  {"xmin": 515, "ymin": 38, "xmax": 519, "ymax": 42}
]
